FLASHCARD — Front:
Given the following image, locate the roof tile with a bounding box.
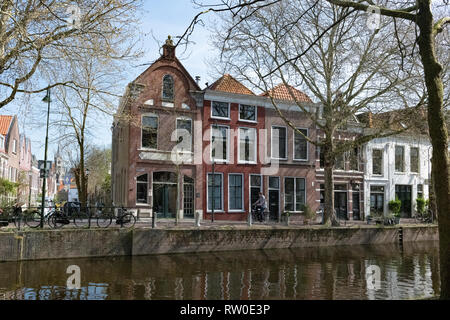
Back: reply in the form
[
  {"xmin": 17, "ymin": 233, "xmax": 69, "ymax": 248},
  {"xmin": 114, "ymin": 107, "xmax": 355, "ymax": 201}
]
[
  {"xmin": 0, "ymin": 115, "xmax": 13, "ymax": 136},
  {"xmin": 208, "ymin": 74, "xmax": 254, "ymax": 95},
  {"xmin": 261, "ymin": 83, "xmax": 312, "ymax": 103}
]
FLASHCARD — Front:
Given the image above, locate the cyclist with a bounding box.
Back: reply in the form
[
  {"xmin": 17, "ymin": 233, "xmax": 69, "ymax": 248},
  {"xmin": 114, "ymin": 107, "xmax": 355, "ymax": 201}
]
[{"xmin": 253, "ymin": 192, "xmax": 267, "ymax": 222}]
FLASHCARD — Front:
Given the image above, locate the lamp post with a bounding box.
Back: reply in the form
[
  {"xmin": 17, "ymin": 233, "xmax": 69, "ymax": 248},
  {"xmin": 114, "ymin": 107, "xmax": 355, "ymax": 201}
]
[
  {"xmin": 40, "ymin": 88, "xmax": 51, "ymax": 228},
  {"xmin": 28, "ymin": 170, "xmax": 32, "ymax": 208},
  {"xmin": 85, "ymin": 168, "xmax": 90, "ymax": 228}
]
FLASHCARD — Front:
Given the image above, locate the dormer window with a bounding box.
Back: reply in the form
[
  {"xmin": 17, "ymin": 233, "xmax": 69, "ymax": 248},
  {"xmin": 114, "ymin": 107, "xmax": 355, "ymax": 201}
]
[{"xmin": 162, "ymin": 75, "xmax": 174, "ymax": 101}]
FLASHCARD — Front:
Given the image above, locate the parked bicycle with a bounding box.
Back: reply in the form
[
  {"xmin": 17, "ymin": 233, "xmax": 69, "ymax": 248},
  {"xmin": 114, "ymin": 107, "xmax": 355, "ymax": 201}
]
[
  {"xmin": 47, "ymin": 207, "xmax": 71, "ymax": 229},
  {"xmin": 0, "ymin": 203, "xmax": 41, "ymax": 229},
  {"xmin": 251, "ymin": 205, "xmax": 265, "ymax": 223},
  {"xmin": 96, "ymin": 207, "xmax": 136, "ymax": 228}
]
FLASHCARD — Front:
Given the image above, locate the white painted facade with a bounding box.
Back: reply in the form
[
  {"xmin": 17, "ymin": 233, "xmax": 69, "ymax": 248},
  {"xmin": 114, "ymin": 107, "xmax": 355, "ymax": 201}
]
[{"xmin": 362, "ymin": 133, "xmax": 432, "ymax": 217}]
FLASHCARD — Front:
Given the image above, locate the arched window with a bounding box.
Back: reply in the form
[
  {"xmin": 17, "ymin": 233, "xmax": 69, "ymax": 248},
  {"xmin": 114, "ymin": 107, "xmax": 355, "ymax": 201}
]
[{"xmin": 162, "ymin": 75, "xmax": 174, "ymax": 101}]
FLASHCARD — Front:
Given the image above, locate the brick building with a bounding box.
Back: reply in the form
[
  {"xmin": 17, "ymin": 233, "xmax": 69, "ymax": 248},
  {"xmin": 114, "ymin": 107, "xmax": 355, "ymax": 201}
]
[
  {"xmin": 112, "ymin": 39, "xmax": 371, "ymax": 222},
  {"xmin": 112, "ymin": 37, "xmax": 203, "ymax": 219}
]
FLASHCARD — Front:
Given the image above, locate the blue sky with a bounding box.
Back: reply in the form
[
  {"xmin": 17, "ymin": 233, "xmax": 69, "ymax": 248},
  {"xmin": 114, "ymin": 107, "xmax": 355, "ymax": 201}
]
[{"xmin": 0, "ymin": 0, "xmax": 215, "ymax": 161}]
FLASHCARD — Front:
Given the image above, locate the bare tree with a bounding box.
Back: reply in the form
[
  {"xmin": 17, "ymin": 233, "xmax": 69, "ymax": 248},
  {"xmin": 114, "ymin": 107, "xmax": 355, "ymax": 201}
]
[
  {"xmin": 208, "ymin": 0, "xmax": 422, "ymax": 226},
  {"xmin": 0, "ymin": 0, "xmax": 143, "ymax": 108}
]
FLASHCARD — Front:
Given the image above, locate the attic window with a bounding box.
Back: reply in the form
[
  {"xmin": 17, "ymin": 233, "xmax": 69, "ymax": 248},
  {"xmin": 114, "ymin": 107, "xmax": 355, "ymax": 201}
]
[{"xmin": 162, "ymin": 75, "xmax": 174, "ymax": 101}]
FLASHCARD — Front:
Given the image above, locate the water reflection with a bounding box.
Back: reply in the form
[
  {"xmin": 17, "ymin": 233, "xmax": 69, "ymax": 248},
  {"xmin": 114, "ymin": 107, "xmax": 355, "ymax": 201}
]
[{"xmin": 0, "ymin": 241, "xmax": 440, "ymax": 300}]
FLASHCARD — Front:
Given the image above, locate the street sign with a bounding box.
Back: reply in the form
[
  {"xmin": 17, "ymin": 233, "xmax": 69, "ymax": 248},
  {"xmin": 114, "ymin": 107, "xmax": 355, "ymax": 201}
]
[
  {"xmin": 38, "ymin": 160, "xmax": 52, "ymax": 170},
  {"xmin": 40, "ymin": 168, "xmax": 50, "ymax": 178}
]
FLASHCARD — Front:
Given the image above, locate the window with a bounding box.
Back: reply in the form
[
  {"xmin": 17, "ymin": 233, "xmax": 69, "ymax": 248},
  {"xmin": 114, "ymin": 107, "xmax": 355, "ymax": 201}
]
[
  {"xmin": 142, "ymin": 115, "xmax": 158, "ymax": 149},
  {"xmin": 211, "ymin": 125, "xmax": 228, "ymax": 162},
  {"xmin": 162, "ymin": 75, "xmax": 174, "ymax": 101},
  {"xmin": 395, "ymin": 146, "xmax": 405, "ymax": 172},
  {"xmin": 272, "ymin": 126, "xmax": 287, "ymax": 159},
  {"xmin": 136, "ymin": 174, "xmax": 148, "ymax": 204},
  {"xmin": 284, "ymin": 177, "xmax": 306, "ymax": 212},
  {"xmin": 229, "ymin": 174, "xmax": 243, "ymax": 211},
  {"xmin": 410, "ymin": 147, "xmax": 419, "ymax": 173},
  {"xmin": 208, "ymin": 173, "xmax": 223, "ymax": 211},
  {"xmin": 176, "ymin": 118, "xmax": 192, "ymax": 152},
  {"xmin": 211, "ymin": 101, "xmax": 229, "ymax": 119},
  {"xmin": 0, "ymin": 136, "xmax": 3, "ymax": 149},
  {"xmin": 12, "ymin": 139, "xmax": 17, "ymax": 154},
  {"xmin": 319, "ymin": 147, "xmax": 324, "ymax": 168},
  {"xmin": 417, "ymin": 184, "xmax": 423, "ymax": 198},
  {"xmin": 239, "ymin": 127, "xmax": 256, "ymax": 163},
  {"xmin": 335, "ymin": 153, "xmax": 345, "ymax": 170},
  {"xmin": 372, "ymin": 149, "xmax": 383, "ymax": 175},
  {"xmin": 370, "ymin": 185, "xmax": 385, "ymax": 216},
  {"xmin": 250, "ymin": 174, "xmax": 262, "ymax": 207},
  {"xmin": 349, "ymin": 148, "xmax": 359, "ymax": 171},
  {"xmin": 294, "ymin": 129, "xmax": 308, "ymax": 160},
  {"xmin": 239, "ymin": 105, "xmax": 256, "ymax": 122}
]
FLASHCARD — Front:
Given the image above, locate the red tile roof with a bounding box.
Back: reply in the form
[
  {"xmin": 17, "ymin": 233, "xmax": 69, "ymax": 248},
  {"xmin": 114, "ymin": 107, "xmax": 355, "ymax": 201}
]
[
  {"xmin": 0, "ymin": 115, "xmax": 13, "ymax": 136},
  {"xmin": 261, "ymin": 84, "xmax": 312, "ymax": 103},
  {"xmin": 208, "ymin": 74, "xmax": 254, "ymax": 95}
]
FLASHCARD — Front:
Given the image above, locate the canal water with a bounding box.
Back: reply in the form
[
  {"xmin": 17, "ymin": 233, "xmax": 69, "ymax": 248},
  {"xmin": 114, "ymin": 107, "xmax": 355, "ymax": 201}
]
[{"xmin": 0, "ymin": 241, "xmax": 440, "ymax": 300}]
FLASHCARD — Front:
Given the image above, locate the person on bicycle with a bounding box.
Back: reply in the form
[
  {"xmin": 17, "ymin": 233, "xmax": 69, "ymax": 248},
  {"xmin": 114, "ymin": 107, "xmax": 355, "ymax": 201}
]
[{"xmin": 253, "ymin": 192, "xmax": 267, "ymax": 222}]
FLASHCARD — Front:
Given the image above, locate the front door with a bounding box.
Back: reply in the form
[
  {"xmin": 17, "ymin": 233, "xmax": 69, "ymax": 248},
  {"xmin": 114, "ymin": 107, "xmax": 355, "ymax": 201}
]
[
  {"xmin": 395, "ymin": 185, "xmax": 412, "ymax": 217},
  {"xmin": 352, "ymin": 193, "xmax": 360, "ymax": 220},
  {"xmin": 334, "ymin": 192, "xmax": 348, "ymax": 220},
  {"xmin": 153, "ymin": 184, "xmax": 177, "ymax": 218},
  {"xmin": 268, "ymin": 190, "xmax": 279, "ymax": 221}
]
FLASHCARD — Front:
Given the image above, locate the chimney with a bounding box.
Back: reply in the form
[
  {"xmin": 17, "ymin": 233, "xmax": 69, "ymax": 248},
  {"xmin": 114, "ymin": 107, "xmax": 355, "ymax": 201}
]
[
  {"xmin": 195, "ymin": 76, "xmax": 201, "ymax": 86},
  {"xmin": 368, "ymin": 111, "xmax": 373, "ymax": 128},
  {"xmin": 162, "ymin": 35, "xmax": 175, "ymax": 60}
]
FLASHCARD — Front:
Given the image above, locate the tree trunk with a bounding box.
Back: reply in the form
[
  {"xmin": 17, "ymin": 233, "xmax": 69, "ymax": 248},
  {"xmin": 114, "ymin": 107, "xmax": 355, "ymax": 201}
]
[
  {"xmin": 323, "ymin": 144, "xmax": 340, "ymax": 226},
  {"xmin": 417, "ymin": 0, "xmax": 450, "ymax": 300}
]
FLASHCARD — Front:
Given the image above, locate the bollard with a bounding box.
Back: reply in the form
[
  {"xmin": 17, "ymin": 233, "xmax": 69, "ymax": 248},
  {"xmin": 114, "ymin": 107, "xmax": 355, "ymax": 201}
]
[
  {"xmin": 247, "ymin": 211, "xmax": 252, "ymax": 227},
  {"xmin": 152, "ymin": 212, "xmax": 156, "ymax": 229},
  {"xmin": 195, "ymin": 211, "xmax": 201, "ymax": 227}
]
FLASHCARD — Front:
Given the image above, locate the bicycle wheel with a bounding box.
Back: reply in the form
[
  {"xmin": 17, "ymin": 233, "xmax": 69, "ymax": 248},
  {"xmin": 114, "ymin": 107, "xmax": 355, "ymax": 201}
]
[
  {"xmin": 24, "ymin": 210, "xmax": 42, "ymax": 228},
  {"xmin": 117, "ymin": 213, "xmax": 136, "ymax": 228},
  {"xmin": 73, "ymin": 212, "xmax": 90, "ymax": 228},
  {"xmin": 49, "ymin": 213, "xmax": 67, "ymax": 229},
  {"xmin": 97, "ymin": 214, "xmax": 113, "ymax": 228}
]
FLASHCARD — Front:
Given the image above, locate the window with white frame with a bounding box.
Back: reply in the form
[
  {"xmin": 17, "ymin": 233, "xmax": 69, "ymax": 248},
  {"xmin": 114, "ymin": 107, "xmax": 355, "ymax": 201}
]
[
  {"xmin": 294, "ymin": 128, "xmax": 308, "ymax": 160},
  {"xmin": 12, "ymin": 139, "xmax": 17, "ymax": 154},
  {"xmin": 239, "ymin": 127, "xmax": 256, "ymax": 163},
  {"xmin": 211, "ymin": 125, "xmax": 228, "ymax": 162},
  {"xmin": 176, "ymin": 118, "xmax": 192, "ymax": 152},
  {"xmin": 410, "ymin": 147, "xmax": 419, "ymax": 173},
  {"xmin": 136, "ymin": 174, "xmax": 148, "ymax": 204},
  {"xmin": 229, "ymin": 174, "xmax": 243, "ymax": 211},
  {"xmin": 372, "ymin": 149, "xmax": 383, "ymax": 175},
  {"xmin": 284, "ymin": 177, "xmax": 306, "ymax": 212},
  {"xmin": 208, "ymin": 173, "xmax": 223, "ymax": 211},
  {"xmin": 142, "ymin": 115, "xmax": 158, "ymax": 149},
  {"xmin": 395, "ymin": 145, "xmax": 405, "ymax": 172},
  {"xmin": 272, "ymin": 126, "xmax": 287, "ymax": 159},
  {"xmin": 239, "ymin": 104, "xmax": 256, "ymax": 122},
  {"xmin": 211, "ymin": 101, "xmax": 230, "ymax": 119},
  {"xmin": 0, "ymin": 135, "xmax": 4, "ymax": 149}
]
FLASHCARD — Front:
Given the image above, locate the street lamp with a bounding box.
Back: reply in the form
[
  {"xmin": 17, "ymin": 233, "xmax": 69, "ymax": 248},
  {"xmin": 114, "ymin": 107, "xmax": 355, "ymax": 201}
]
[
  {"xmin": 28, "ymin": 170, "xmax": 32, "ymax": 208},
  {"xmin": 40, "ymin": 88, "xmax": 51, "ymax": 228}
]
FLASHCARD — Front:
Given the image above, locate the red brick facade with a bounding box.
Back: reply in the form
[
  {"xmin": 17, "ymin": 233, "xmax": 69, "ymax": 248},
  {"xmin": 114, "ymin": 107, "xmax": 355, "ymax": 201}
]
[{"xmin": 112, "ymin": 40, "xmax": 364, "ymax": 221}]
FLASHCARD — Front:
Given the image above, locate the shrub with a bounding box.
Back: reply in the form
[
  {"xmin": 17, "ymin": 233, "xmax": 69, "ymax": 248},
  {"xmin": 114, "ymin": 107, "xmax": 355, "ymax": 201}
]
[
  {"xmin": 416, "ymin": 197, "xmax": 426, "ymax": 215},
  {"xmin": 302, "ymin": 204, "xmax": 316, "ymax": 220},
  {"xmin": 388, "ymin": 198, "xmax": 401, "ymax": 217}
]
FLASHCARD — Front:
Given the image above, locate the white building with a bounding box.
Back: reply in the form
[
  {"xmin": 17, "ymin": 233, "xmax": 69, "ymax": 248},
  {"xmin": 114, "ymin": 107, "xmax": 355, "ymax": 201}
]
[{"xmin": 362, "ymin": 133, "xmax": 432, "ymax": 218}]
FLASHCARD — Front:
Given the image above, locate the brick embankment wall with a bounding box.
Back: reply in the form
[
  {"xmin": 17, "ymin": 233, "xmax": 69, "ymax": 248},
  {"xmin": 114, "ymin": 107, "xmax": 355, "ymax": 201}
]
[{"xmin": 0, "ymin": 226, "xmax": 438, "ymax": 262}]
